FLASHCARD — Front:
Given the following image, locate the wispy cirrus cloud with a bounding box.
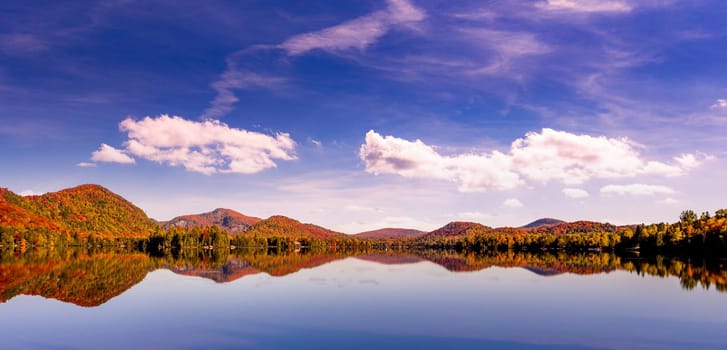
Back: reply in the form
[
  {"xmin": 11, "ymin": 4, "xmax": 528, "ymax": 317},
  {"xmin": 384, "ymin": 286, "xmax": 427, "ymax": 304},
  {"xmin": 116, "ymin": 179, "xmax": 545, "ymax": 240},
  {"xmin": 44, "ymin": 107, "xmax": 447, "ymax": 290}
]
[
  {"xmin": 279, "ymin": 0, "xmax": 425, "ymax": 56},
  {"xmin": 202, "ymin": 0, "xmax": 426, "ymax": 119},
  {"xmin": 360, "ymin": 128, "xmax": 712, "ymax": 192},
  {"xmin": 534, "ymin": 0, "xmax": 678, "ymax": 14},
  {"xmin": 90, "ymin": 115, "xmax": 296, "ymax": 174},
  {"xmin": 0, "ymin": 34, "xmax": 49, "ymax": 56},
  {"xmin": 458, "ymin": 28, "xmax": 551, "ymax": 76},
  {"xmin": 535, "ymin": 0, "xmax": 633, "ymax": 13},
  {"xmin": 600, "ymin": 184, "xmax": 676, "ymax": 196},
  {"xmin": 201, "ymin": 69, "xmax": 287, "ymax": 120}
]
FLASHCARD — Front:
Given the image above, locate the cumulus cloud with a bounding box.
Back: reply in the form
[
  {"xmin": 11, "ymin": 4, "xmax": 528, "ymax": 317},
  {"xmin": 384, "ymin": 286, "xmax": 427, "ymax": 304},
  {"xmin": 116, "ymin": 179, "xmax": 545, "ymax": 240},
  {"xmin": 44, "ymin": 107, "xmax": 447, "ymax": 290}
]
[
  {"xmin": 562, "ymin": 188, "xmax": 589, "ymax": 199},
  {"xmin": 536, "ymin": 0, "xmax": 633, "ymax": 13},
  {"xmin": 503, "ymin": 198, "xmax": 524, "ymax": 208},
  {"xmin": 510, "ymin": 128, "xmax": 689, "ymax": 182},
  {"xmin": 91, "ymin": 144, "xmax": 136, "ymax": 164},
  {"xmin": 91, "ymin": 115, "xmax": 296, "ymax": 175},
  {"xmin": 280, "ymin": 0, "xmax": 425, "ymax": 56},
  {"xmin": 711, "ymin": 99, "xmax": 727, "ymax": 109},
  {"xmin": 359, "ymin": 130, "xmax": 521, "ymax": 191},
  {"xmin": 600, "ymin": 184, "xmax": 676, "ymax": 196},
  {"xmin": 360, "ymin": 128, "xmax": 707, "ymax": 192}
]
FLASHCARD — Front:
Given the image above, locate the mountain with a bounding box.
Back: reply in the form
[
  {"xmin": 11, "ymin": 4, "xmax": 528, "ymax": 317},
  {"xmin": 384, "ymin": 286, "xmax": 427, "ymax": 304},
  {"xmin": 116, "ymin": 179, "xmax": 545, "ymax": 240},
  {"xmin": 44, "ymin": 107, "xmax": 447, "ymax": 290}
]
[
  {"xmin": 354, "ymin": 228, "xmax": 427, "ymax": 239},
  {"xmin": 0, "ymin": 252, "xmax": 152, "ymax": 307},
  {"xmin": 162, "ymin": 208, "xmax": 261, "ymax": 235},
  {"xmin": 0, "ymin": 188, "xmax": 63, "ymax": 232},
  {"xmin": 170, "ymin": 258, "xmax": 261, "ymax": 283},
  {"xmin": 245, "ymin": 215, "xmax": 345, "ymax": 239},
  {"xmin": 422, "ymin": 221, "xmax": 492, "ymax": 238},
  {"xmin": 521, "ymin": 218, "xmax": 566, "ymax": 229},
  {"xmin": 1, "ymin": 183, "xmax": 624, "ymax": 246},
  {"xmin": 355, "ymin": 255, "xmax": 424, "ymax": 265},
  {"xmin": 534, "ymin": 221, "xmax": 618, "ymax": 235},
  {"xmin": 0, "ymin": 184, "xmax": 156, "ymax": 238}
]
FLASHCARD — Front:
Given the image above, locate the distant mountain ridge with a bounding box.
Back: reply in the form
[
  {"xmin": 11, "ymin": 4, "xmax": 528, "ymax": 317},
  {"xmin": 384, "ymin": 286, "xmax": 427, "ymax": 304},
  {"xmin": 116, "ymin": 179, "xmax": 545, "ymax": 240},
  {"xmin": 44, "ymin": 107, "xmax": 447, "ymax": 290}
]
[
  {"xmin": 418, "ymin": 219, "xmax": 619, "ymax": 239},
  {"xmin": 162, "ymin": 208, "xmax": 261, "ymax": 235},
  {"xmin": 246, "ymin": 215, "xmax": 345, "ymax": 239},
  {"xmin": 354, "ymin": 228, "xmax": 427, "ymax": 239},
  {"xmin": 2, "ymin": 184, "xmax": 626, "ymax": 242},
  {"xmin": 521, "ymin": 218, "xmax": 566, "ymax": 229},
  {"xmin": 423, "ymin": 222, "xmax": 492, "ymax": 238}
]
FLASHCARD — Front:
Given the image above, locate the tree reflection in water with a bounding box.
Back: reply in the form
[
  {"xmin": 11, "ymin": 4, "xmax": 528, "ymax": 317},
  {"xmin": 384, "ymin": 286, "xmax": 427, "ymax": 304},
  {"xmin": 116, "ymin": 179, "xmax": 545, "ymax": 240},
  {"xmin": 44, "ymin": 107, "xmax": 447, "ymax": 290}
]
[{"xmin": 1, "ymin": 247, "xmax": 725, "ymax": 307}]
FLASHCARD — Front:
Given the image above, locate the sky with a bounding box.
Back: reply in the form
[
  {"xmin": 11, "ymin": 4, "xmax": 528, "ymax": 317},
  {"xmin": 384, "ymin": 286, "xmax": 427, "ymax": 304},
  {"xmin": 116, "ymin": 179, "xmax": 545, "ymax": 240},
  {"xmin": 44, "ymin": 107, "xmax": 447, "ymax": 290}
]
[{"xmin": 1, "ymin": 0, "xmax": 726, "ymax": 233}]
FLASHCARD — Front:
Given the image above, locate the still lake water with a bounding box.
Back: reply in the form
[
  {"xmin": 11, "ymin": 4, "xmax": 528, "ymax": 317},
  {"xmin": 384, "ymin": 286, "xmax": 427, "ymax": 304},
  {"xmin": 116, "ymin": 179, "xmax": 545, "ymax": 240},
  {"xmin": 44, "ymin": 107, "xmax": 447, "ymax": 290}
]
[{"xmin": 1, "ymin": 251, "xmax": 726, "ymax": 350}]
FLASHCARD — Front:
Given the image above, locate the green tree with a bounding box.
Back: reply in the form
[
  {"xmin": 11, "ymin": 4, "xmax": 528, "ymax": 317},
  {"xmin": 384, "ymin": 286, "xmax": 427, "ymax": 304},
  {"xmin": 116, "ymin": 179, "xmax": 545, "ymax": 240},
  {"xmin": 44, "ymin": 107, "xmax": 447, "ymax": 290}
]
[{"xmin": 680, "ymin": 210, "xmax": 697, "ymax": 226}]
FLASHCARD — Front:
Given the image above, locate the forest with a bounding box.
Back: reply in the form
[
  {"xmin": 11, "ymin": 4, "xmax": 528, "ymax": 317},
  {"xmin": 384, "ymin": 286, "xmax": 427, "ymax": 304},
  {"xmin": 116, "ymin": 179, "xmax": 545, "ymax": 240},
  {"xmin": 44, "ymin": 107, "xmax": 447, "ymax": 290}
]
[
  {"xmin": 418, "ymin": 209, "xmax": 727, "ymax": 255},
  {"xmin": 1, "ymin": 185, "xmax": 727, "ymax": 256}
]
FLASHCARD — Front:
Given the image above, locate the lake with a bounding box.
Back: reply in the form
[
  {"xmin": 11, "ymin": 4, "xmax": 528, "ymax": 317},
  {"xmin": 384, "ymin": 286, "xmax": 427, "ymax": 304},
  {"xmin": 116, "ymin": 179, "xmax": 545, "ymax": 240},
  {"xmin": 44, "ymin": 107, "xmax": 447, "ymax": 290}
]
[{"xmin": 1, "ymin": 249, "xmax": 726, "ymax": 350}]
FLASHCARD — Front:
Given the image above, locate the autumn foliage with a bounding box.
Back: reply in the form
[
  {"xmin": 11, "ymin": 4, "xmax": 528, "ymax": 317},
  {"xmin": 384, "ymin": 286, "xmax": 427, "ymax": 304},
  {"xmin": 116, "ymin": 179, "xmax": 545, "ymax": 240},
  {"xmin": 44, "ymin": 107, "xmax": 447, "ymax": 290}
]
[{"xmin": 0, "ymin": 185, "xmax": 156, "ymax": 246}]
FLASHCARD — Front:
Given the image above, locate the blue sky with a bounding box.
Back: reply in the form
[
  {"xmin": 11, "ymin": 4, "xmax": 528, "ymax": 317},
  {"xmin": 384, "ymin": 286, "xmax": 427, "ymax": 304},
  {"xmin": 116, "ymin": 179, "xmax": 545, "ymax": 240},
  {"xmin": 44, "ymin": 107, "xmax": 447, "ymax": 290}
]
[{"xmin": 1, "ymin": 0, "xmax": 726, "ymax": 232}]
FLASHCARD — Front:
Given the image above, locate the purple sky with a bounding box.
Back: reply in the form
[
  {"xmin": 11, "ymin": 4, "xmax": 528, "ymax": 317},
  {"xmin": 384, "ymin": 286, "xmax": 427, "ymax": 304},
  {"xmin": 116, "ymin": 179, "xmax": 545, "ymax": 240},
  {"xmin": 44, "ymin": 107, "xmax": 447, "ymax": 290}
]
[{"xmin": 1, "ymin": 0, "xmax": 726, "ymax": 232}]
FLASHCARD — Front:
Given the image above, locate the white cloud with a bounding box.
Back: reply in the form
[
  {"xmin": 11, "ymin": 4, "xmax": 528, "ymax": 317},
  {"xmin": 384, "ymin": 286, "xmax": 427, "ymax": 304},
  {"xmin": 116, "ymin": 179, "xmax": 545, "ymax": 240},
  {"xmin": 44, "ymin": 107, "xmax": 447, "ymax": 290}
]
[
  {"xmin": 562, "ymin": 188, "xmax": 589, "ymax": 199},
  {"xmin": 536, "ymin": 0, "xmax": 633, "ymax": 13},
  {"xmin": 711, "ymin": 99, "xmax": 727, "ymax": 109},
  {"xmin": 510, "ymin": 128, "xmax": 685, "ymax": 183},
  {"xmin": 674, "ymin": 152, "xmax": 714, "ymax": 169},
  {"xmin": 360, "ymin": 128, "xmax": 703, "ymax": 192},
  {"xmin": 92, "ymin": 115, "xmax": 296, "ymax": 175},
  {"xmin": 19, "ymin": 189, "xmax": 40, "ymax": 196},
  {"xmin": 359, "ymin": 130, "xmax": 522, "ymax": 191},
  {"xmin": 76, "ymin": 162, "xmax": 97, "ymax": 168},
  {"xmin": 459, "ymin": 29, "xmax": 550, "ymax": 75},
  {"xmin": 279, "ymin": 0, "xmax": 425, "ymax": 56},
  {"xmin": 657, "ymin": 197, "xmax": 679, "ymax": 205},
  {"xmin": 202, "ymin": 0, "xmax": 424, "ymax": 119},
  {"xmin": 503, "ymin": 198, "xmax": 524, "ymax": 208},
  {"xmin": 91, "ymin": 144, "xmax": 136, "ymax": 164},
  {"xmin": 600, "ymin": 184, "xmax": 676, "ymax": 196}
]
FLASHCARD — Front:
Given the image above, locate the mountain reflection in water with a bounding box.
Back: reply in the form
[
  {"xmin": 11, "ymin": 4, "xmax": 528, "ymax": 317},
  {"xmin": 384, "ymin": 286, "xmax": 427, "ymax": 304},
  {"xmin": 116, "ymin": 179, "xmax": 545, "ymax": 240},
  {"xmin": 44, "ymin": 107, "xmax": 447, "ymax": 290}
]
[{"xmin": 1, "ymin": 248, "xmax": 725, "ymax": 307}]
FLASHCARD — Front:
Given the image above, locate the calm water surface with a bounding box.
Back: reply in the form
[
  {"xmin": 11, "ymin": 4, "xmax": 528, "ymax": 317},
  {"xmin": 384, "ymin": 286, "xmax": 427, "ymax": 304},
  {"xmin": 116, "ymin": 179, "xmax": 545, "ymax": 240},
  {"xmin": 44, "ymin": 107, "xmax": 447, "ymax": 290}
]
[{"xmin": 1, "ymin": 251, "xmax": 726, "ymax": 350}]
